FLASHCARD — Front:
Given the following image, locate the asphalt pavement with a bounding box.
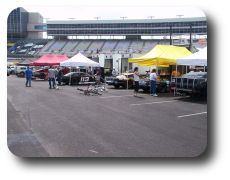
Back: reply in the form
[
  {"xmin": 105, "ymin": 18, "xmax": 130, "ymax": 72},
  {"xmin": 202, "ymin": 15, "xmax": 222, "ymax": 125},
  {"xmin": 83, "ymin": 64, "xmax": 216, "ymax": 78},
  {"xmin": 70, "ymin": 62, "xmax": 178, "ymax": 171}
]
[{"xmin": 7, "ymin": 75, "xmax": 207, "ymax": 157}]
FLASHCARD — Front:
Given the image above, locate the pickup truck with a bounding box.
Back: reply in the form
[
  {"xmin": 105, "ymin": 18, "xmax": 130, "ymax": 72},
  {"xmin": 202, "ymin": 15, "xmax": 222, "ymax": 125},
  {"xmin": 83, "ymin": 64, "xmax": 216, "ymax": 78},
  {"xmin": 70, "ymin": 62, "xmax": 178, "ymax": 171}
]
[{"xmin": 15, "ymin": 66, "xmax": 27, "ymax": 77}]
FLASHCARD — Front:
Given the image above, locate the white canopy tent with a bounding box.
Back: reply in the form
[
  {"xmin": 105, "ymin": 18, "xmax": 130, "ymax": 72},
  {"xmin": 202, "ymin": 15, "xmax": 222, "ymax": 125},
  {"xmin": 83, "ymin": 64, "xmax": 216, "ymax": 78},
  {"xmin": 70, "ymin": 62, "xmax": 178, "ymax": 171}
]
[
  {"xmin": 176, "ymin": 47, "xmax": 207, "ymax": 66},
  {"xmin": 60, "ymin": 52, "xmax": 100, "ymax": 67},
  {"xmin": 173, "ymin": 47, "xmax": 207, "ymax": 96}
]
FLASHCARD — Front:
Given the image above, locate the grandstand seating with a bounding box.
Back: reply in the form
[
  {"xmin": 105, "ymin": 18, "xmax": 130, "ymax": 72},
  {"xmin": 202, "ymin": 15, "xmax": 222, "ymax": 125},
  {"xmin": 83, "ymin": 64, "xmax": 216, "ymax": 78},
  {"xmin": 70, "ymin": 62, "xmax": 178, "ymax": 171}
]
[
  {"xmin": 48, "ymin": 40, "xmax": 67, "ymax": 53},
  {"xmin": 7, "ymin": 39, "xmax": 48, "ymax": 57},
  {"xmin": 142, "ymin": 41, "xmax": 158, "ymax": 52},
  {"xmin": 72, "ymin": 40, "xmax": 91, "ymax": 54},
  {"xmin": 61, "ymin": 41, "xmax": 79, "ymax": 54},
  {"xmin": 128, "ymin": 41, "xmax": 144, "ymax": 53},
  {"xmin": 87, "ymin": 40, "xmax": 105, "ymax": 53},
  {"xmin": 8, "ymin": 38, "xmax": 203, "ymax": 58},
  {"xmin": 39, "ymin": 40, "xmax": 55, "ymax": 54},
  {"xmin": 101, "ymin": 41, "xmax": 118, "ymax": 53},
  {"xmin": 114, "ymin": 40, "xmax": 131, "ymax": 53}
]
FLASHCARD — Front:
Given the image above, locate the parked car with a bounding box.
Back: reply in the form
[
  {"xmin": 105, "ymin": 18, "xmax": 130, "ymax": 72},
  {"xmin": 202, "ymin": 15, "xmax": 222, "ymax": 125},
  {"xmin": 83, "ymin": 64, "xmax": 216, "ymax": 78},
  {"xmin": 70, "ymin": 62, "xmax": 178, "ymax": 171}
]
[
  {"xmin": 33, "ymin": 67, "xmax": 70, "ymax": 80},
  {"xmin": 139, "ymin": 78, "xmax": 170, "ymax": 93},
  {"xmin": 171, "ymin": 71, "xmax": 207, "ymax": 97},
  {"xmin": 61, "ymin": 72, "xmax": 96, "ymax": 85},
  {"xmin": 110, "ymin": 73, "xmax": 134, "ymax": 89},
  {"xmin": 33, "ymin": 67, "xmax": 49, "ymax": 80},
  {"xmin": 105, "ymin": 76, "xmax": 116, "ymax": 85},
  {"xmin": 7, "ymin": 66, "xmax": 16, "ymax": 74},
  {"xmin": 15, "ymin": 66, "xmax": 27, "ymax": 77},
  {"xmin": 7, "ymin": 68, "xmax": 10, "ymax": 76}
]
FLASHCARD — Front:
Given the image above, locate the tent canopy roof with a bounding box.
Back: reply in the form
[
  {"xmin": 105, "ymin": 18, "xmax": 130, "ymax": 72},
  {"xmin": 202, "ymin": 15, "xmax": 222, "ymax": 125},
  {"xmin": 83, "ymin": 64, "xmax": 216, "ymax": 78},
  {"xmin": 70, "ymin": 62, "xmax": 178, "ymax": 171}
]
[
  {"xmin": 30, "ymin": 54, "xmax": 69, "ymax": 66},
  {"xmin": 60, "ymin": 52, "xmax": 100, "ymax": 67},
  {"xmin": 128, "ymin": 45, "xmax": 192, "ymax": 66},
  {"xmin": 176, "ymin": 47, "xmax": 207, "ymax": 66}
]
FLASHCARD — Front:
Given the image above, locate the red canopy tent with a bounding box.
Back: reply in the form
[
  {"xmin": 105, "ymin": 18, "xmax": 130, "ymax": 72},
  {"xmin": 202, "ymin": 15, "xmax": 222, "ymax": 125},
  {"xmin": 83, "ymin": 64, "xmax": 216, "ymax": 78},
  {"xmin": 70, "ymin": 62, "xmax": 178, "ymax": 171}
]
[{"xmin": 30, "ymin": 54, "xmax": 69, "ymax": 66}]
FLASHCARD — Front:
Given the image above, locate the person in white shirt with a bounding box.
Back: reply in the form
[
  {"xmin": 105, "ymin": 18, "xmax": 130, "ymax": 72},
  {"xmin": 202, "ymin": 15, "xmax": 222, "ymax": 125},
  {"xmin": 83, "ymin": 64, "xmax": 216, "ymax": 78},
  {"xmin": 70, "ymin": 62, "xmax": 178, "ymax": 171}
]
[
  {"xmin": 112, "ymin": 68, "xmax": 117, "ymax": 77},
  {"xmin": 149, "ymin": 69, "xmax": 158, "ymax": 96},
  {"xmin": 48, "ymin": 66, "xmax": 57, "ymax": 89},
  {"xmin": 133, "ymin": 67, "xmax": 140, "ymax": 96}
]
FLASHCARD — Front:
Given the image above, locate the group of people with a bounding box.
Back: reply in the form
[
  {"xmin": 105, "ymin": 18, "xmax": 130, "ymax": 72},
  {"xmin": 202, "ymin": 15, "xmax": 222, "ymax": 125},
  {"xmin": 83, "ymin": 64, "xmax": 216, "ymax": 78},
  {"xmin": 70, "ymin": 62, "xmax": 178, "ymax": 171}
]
[
  {"xmin": 133, "ymin": 67, "xmax": 158, "ymax": 97},
  {"xmin": 25, "ymin": 66, "xmax": 64, "ymax": 89},
  {"xmin": 25, "ymin": 65, "xmax": 158, "ymax": 96},
  {"xmin": 25, "ymin": 65, "xmax": 103, "ymax": 89},
  {"xmin": 47, "ymin": 66, "xmax": 63, "ymax": 89}
]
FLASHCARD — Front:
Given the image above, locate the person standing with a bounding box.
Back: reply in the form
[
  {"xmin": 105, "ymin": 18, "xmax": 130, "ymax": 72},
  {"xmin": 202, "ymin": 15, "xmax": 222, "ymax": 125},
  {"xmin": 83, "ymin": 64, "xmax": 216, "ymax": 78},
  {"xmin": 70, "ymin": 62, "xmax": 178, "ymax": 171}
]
[
  {"xmin": 133, "ymin": 67, "xmax": 140, "ymax": 96},
  {"xmin": 48, "ymin": 66, "xmax": 56, "ymax": 89},
  {"xmin": 112, "ymin": 68, "xmax": 117, "ymax": 77},
  {"xmin": 94, "ymin": 69, "xmax": 101, "ymax": 85},
  {"xmin": 150, "ymin": 69, "xmax": 158, "ymax": 96},
  {"xmin": 87, "ymin": 66, "xmax": 92, "ymax": 76},
  {"xmin": 56, "ymin": 67, "xmax": 63, "ymax": 86},
  {"xmin": 25, "ymin": 66, "xmax": 33, "ymax": 87}
]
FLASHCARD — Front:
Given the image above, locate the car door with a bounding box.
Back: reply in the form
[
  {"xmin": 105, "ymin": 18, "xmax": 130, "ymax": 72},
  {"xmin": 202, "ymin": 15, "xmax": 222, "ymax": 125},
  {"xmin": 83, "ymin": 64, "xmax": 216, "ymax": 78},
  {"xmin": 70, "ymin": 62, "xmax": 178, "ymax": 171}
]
[
  {"xmin": 79, "ymin": 73, "xmax": 91, "ymax": 85},
  {"xmin": 71, "ymin": 73, "xmax": 81, "ymax": 85}
]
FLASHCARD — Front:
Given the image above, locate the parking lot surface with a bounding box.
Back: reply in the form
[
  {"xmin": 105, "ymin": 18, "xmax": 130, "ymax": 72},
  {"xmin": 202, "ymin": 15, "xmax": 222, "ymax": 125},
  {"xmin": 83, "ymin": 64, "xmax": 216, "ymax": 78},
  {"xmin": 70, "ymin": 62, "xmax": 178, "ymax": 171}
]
[{"xmin": 7, "ymin": 76, "xmax": 207, "ymax": 157}]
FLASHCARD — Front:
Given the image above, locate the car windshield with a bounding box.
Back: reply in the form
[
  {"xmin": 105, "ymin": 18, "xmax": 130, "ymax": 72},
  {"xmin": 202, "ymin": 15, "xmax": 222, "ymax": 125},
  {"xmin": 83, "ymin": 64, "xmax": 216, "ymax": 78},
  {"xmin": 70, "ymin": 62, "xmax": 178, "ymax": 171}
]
[{"xmin": 65, "ymin": 72, "xmax": 83, "ymax": 76}]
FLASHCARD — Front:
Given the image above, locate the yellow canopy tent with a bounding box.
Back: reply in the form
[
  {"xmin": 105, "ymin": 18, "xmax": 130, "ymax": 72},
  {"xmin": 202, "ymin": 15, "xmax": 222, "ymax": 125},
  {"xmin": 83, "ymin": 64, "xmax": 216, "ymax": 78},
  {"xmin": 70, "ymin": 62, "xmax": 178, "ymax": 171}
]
[{"xmin": 128, "ymin": 45, "xmax": 192, "ymax": 67}]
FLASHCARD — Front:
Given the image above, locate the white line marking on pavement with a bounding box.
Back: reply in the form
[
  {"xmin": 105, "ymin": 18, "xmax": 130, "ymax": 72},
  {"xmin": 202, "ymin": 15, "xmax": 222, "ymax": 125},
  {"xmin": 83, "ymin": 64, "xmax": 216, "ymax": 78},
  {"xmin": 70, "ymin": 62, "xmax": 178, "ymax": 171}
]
[
  {"xmin": 100, "ymin": 95, "xmax": 134, "ymax": 98},
  {"xmin": 177, "ymin": 112, "xmax": 207, "ymax": 118},
  {"xmin": 130, "ymin": 100, "xmax": 178, "ymax": 106},
  {"xmin": 89, "ymin": 150, "xmax": 99, "ymax": 154}
]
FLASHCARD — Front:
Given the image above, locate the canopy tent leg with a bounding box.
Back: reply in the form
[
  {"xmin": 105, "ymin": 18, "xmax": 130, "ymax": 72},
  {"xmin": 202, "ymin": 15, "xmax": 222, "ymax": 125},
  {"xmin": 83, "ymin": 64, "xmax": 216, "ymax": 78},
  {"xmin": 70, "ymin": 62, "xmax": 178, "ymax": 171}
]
[
  {"xmin": 127, "ymin": 61, "xmax": 129, "ymax": 90},
  {"xmin": 69, "ymin": 67, "xmax": 71, "ymax": 86}
]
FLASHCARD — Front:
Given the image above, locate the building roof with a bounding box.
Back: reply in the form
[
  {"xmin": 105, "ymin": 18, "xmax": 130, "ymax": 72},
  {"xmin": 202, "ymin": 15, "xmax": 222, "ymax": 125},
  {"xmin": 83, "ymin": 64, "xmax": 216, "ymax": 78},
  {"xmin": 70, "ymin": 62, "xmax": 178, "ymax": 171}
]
[{"xmin": 47, "ymin": 17, "xmax": 206, "ymax": 24}]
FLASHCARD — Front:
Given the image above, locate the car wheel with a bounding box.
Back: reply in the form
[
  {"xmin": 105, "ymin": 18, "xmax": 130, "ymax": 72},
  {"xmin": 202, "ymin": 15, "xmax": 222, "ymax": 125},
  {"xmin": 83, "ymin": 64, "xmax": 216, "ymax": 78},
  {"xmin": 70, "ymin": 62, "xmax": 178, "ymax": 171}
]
[
  {"xmin": 20, "ymin": 71, "xmax": 25, "ymax": 77},
  {"xmin": 114, "ymin": 85, "xmax": 120, "ymax": 89},
  {"xmin": 40, "ymin": 73, "xmax": 46, "ymax": 79}
]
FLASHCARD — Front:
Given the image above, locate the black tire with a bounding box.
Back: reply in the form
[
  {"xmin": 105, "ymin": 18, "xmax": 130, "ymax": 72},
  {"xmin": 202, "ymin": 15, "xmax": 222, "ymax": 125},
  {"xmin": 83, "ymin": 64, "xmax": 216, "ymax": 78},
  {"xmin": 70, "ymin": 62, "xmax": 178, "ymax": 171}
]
[
  {"xmin": 40, "ymin": 73, "xmax": 46, "ymax": 80},
  {"xmin": 20, "ymin": 71, "xmax": 25, "ymax": 77},
  {"xmin": 114, "ymin": 85, "xmax": 120, "ymax": 89}
]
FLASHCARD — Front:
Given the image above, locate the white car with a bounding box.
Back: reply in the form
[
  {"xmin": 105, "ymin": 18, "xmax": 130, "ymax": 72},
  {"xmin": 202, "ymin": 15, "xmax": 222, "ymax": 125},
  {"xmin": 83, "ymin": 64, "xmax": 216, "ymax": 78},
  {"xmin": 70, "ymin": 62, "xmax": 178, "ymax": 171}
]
[{"xmin": 15, "ymin": 66, "xmax": 27, "ymax": 77}]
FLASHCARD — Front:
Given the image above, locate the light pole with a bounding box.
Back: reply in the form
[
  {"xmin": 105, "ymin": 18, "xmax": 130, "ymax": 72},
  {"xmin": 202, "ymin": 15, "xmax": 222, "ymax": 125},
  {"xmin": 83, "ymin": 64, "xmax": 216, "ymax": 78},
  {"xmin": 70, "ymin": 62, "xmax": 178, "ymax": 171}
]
[
  {"xmin": 148, "ymin": 16, "xmax": 155, "ymax": 19},
  {"xmin": 120, "ymin": 16, "xmax": 127, "ymax": 20},
  {"xmin": 176, "ymin": 14, "xmax": 184, "ymax": 18},
  {"xmin": 94, "ymin": 17, "xmax": 101, "ymax": 20}
]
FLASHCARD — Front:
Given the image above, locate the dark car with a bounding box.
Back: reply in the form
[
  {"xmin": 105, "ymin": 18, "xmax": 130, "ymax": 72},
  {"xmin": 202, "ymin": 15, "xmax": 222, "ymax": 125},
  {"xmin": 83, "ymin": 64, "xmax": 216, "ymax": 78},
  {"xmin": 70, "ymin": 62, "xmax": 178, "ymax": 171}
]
[
  {"xmin": 139, "ymin": 78, "xmax": 170, "ymax": 93},
  {"xmin": 109, "ymin": 73, "xmax": 134, "ymax": 89},
  {"xmin": 7, "ymin": 68, "xmax": 10, "ymax": 76},
  {"xmin": 33, "ymin": 67, "xmax": 70, "ymax": 80},
  {"xmin": 171, "ymin": 71, "xmax": 207, "ymax": 97},
  {"xmin": 33, "ymin": 67, "xmax": 49, "ymax": 80},
  {"xmin": 61, "ymin": 72, "xmax": 96, "ymax": 85}
]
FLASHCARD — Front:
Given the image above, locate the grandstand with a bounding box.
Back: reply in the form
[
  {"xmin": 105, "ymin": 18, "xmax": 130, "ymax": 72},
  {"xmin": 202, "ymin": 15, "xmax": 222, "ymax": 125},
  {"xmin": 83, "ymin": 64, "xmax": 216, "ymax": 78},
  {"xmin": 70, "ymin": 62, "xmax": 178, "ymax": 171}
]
[{"xmin": 7, "ymin": 8, "xmax": 207, "ymax": 74}]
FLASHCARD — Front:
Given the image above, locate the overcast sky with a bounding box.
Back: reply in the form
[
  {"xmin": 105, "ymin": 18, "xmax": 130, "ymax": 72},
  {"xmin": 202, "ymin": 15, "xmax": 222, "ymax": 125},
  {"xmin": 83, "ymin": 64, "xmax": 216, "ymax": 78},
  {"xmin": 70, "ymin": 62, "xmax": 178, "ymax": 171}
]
[{"xmin": 24, "ymin": 6, "xmax": 206, "ymax": 21}]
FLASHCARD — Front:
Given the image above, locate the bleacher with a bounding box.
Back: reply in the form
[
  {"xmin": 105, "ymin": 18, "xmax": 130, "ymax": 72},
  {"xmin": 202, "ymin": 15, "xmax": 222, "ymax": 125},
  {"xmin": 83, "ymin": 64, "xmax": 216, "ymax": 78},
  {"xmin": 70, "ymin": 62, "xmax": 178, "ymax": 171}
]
[
  {"xmin": 128, "ymin": 41, "xmax": 144, "ymax": 53},
  {"xmin": 101, "ymin": 40, "xmax": 118, "ymax": 53},
  {"xmin": 61, "ymin": 41, "xmax": 79, "ymax": 55},
  {"xmin": 8, "ymin": 38, "xmax": 201, "ymax": 58},
  {"xmin": 114, "ymin": 40, "xmax": 131, "ymax": 53},
  {"xmin": 7, "ymin": 39, "xmax": 48, "ymax": 57},
  {"xmin": 87, "ymin": 41, "xmax": 105, "ymax": 53},
  {"xmin": 48, "ymin": 40, "xmax": 67, "ymax": 53}
]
